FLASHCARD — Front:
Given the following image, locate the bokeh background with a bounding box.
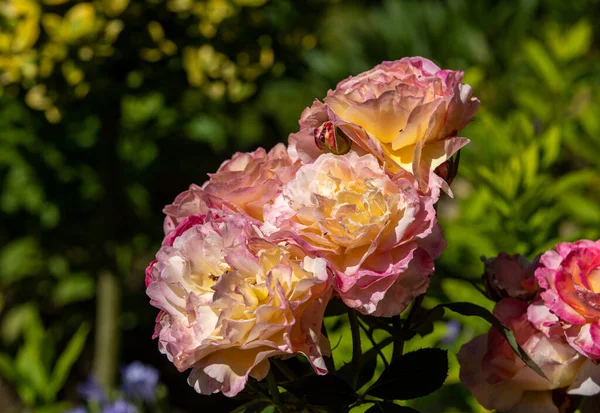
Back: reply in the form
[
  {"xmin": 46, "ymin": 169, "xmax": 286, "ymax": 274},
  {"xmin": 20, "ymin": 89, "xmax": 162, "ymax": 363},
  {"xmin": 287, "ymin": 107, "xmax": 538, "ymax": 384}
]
[{"xmin": 1, "ymin": 0, "xmax": 599, "ymax": 412}]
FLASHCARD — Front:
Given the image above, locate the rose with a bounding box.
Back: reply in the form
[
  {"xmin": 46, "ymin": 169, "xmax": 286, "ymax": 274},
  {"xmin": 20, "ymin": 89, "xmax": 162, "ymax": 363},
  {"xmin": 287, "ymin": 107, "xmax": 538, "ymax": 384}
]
[
  {"xmin": 162, "ymin": 144, "xmax": 298, "ymax": 236},
  {"xmin": 531, "ymin": 240, "xmax": 600, "ymax": 359},
  {"xmin": 481, "ymin": 253, "xmax": 540, "ymax": 302},
  {"xmin": 289, "ymin": 57, "xmax": 479, "ymax": 189},
  {"xmin": 458, "ymin": 298, "xmax": 600, "ymax": 413},
  {"xmin": 264, "ymin": 151, "xmax": 445, "ymax": 316},
  {"xmin": 202, "ymin": 143, "xmax": 299, "ymax": 221},
  {"xmin": 146, "ymin": 211, "xmax": 332, "ymax": 397}
]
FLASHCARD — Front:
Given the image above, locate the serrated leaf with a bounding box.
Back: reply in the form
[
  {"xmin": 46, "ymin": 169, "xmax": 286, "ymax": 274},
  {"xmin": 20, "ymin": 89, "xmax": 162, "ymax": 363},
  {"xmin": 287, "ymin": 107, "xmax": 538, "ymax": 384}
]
[
  {"xmin": 366, "ymin": 348, "xmax": 448, "ymax": 400},
  {"xmin": 280, "ymin": 374, "xmax": 358, "ymax": 406},
  {"xmin": 365, "ymin": 402, "xmax": 420, "ymax": 412},
  {"xmin": 337, "ymin": 344, "xmax": 377, "ymax": 390}
]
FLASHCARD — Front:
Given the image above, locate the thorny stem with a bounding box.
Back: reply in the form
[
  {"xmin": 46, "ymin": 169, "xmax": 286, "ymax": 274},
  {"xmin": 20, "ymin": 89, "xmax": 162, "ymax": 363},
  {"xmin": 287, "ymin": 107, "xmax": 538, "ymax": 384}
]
[
  {"xmin": 321, "ymin": 323, "xmax": 336, "ymax": 373},
  {"xmin": 391, "ymin": 316, "xmax": 404, "ymax": 362},
  {"xmin": 392, "ymin": 294, "xmax": 425, "ymax": 362},
  {"xmin": 358, "ymin": 319, "xmax": 389, "ymax": 368},
  {"xmin": 404, "ymin": 294, "xmax": 425, "ymax": 332},
  {"xmin": 348, "ymin": 308, "xmax": 362, "ymax": 389}
]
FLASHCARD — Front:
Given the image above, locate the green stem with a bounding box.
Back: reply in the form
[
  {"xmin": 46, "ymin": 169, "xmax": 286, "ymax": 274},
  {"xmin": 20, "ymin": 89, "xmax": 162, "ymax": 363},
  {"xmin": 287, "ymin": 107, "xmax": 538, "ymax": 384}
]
[
  {"xmin": 348, "ymin": 308, "xmax": 362, "ymax": 389},
  {"xmin": 391, "ymin": 316, "xmax": 404, "ymax": 362},
  {"xmin": 266, "ymin": 370, "xmax": 287, "ymax": 413},
  {"xmin": 321, "ymin": 323, "xmax": 336, "ymax": 374},
  {"xmin": 403, "ymin": 294, "xmax": 425, "ymax": 332},
  {"xmin": 358, "ymin": 319, "xmax": 388, "ymax": 368},
  {"xmin": 272, "ymin": 359, "xmax": 297, "ymax": 382},
  {"xmin": 93, "ymin": 271, "xmax": 120, "ymax": 390},
  {"xmin": 575, "ymin": 395, "xmax": 588, "ymax": 413},
  {"xmin": 231, "ymin": 398, "xmax": 269, "ymax": 413}
]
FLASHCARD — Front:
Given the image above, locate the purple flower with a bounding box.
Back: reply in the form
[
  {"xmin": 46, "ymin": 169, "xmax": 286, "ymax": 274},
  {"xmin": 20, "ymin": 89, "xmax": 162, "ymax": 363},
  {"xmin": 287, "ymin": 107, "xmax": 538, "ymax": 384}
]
[
  {"xmin": 77, "ymin": 376, "xmax": 106, "ymax": 403},
  {"xmin": 120, "ymin": 361, "xmax": 159, "ymax": 402},
  {"xmin": 441, "ymin": 320, "xmax": 461, "ymax": 345},
  {"xmin": 102, "ymin": 400, "xmax": 138, "ymax": 413}
]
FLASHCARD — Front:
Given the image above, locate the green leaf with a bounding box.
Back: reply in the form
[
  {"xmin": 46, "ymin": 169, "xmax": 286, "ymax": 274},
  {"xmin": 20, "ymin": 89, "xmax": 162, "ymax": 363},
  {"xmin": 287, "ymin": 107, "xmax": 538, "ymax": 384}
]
[
  {"xmin": 421, "ymin": 302, "xmax": 547, "ymax": 380},
  {"xmin": 53, "ymin": 274, "xmax": 95, "ymax": 306},
  {"xmin": 337, "ymin": 343, "xmax": 378, "ymax": 390},
  {"xmin": 47, "ymin": 322, "xmax": 91, "ymax": 399},
  {"xmin": 365, "ymin": 402, "xmax": 420, "ymax": 412},
  {"xmin": 33, "ymin": 402, "xmax": 73, "ymax": 413},
  {"xmin": 366, "ymin": 348, "xmax": 448, "ymax": 400},
  {"xmin": 0, "ymin": 237, "xmax": 42, "ymax": 285},
  {"xmin": 185, "ymin": 115, "xmax": 227, "ymax": 152},
  {"xmin": 546, "ymin": 19, "xmax": 592, "ymax": 62},
  {"xmin": 0, "ymin": 352, "xmax": 15, "ymax": 382},
  {"xmin": 280, "ymin": 374, "xmax": 358, "ymax": 406},
  {"xmin": 522, "ymin": 39, "xmax": 564, "ymax": 92},
  {"xmin": 15, "ymin": 337, "xmax": 49, "ymax": 402},
  {"xmin": 540, "ymin": 125, "xmax": 561, "ymax": 168},
  {"xmin": 1, "ymin": 303, "xmax": 37, "ymax": 344}
]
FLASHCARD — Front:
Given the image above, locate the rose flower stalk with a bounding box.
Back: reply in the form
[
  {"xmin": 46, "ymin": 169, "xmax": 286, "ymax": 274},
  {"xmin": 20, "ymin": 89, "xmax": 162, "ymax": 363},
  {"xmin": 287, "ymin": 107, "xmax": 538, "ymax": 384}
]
[
  {"xmin": 147, "ymin": 211, "xmax": 332, "ymax": 397},
  {"xmin": 289, "ymin": 56, "xmax": 480, "ymax": 190},
  {"xmin": 264, "ymin": 152, "xmax": 444, "ymax": 316},
  {"xmin": 146, "ymin": 145, "xmax": 330, "ymax": 397},
  {"xmin": 459, "ymin": 247, "xmax": 600, "ymax": 412},
  {"xmin": 145, "ymin": 57, "xmax": 478, "ymax": 401}
]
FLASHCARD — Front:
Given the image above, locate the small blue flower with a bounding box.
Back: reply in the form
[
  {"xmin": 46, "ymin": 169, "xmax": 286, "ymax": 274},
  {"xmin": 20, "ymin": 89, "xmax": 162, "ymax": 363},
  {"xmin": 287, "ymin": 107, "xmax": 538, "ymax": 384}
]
[
  {"xmin": 102, "ymin": 399, "xmax": 138, "ymax": 413},
  {"xmin": 77, "ymin": 375, "xmax": 107, "ymax": 403},
  {"xmin": 441, "ymin": 320, "xmax": 462, "ymax": 345},
  {"xmin": 120, "ymin": 361, "xmax": 159, "ymax": 402}
]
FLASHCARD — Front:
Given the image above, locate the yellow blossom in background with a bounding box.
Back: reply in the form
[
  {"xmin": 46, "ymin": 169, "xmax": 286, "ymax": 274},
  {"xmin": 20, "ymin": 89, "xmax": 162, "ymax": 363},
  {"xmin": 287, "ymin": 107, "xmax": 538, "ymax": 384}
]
[{"xmin": 0, "ymin": 0, "xmax": 280, "ymax": 121}]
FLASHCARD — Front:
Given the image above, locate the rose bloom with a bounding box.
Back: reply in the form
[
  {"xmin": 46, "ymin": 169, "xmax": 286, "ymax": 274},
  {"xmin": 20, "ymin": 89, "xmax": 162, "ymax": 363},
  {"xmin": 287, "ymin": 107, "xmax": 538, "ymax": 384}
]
[
  {"xmin": 482, "ymin": 253, "xmax": 539, "ymax": 302},
  {"xmin": 458, "ymin": 298, "xmax": 600, "ymax": 413},
  {"xmin": 162, "ymin": 144, "xmax": 298, "ymax": 236},
  {"xmin": 531, "ymin": 240, "xmax": 600, "ymax": 359},
  {"xmin": 264, "ymin": 151, "xmax": 445, "ymax": 316},
  {"xmin": 146, "ymin": 212, "xmax": 332, "ymax": 397},
  {"xmin": 289, "ymin": 57, "xmax": 479, "ymax": 189}
]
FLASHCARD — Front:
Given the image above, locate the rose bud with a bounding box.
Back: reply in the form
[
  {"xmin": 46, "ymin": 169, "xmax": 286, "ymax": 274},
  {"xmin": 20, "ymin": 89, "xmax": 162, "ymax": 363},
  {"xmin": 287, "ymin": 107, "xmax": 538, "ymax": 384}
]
[
  {"xmin": 314, "ymin": 121, "xmax": 352, "ymax": 155},
  {"xmin": 481, "ymin": 253, "xmax": 539, "ymax": 302}
]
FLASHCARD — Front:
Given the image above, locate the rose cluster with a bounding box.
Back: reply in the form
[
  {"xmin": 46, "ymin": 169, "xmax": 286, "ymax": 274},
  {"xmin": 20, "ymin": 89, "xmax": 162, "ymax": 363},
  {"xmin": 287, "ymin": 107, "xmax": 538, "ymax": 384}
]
[
  {"xmin": 459, "ymin": 243, "xmax": 600, "ymax": 413},
  {"xmin": 145, "ymin": 57, "xmax": 479, "ymax": 397}
]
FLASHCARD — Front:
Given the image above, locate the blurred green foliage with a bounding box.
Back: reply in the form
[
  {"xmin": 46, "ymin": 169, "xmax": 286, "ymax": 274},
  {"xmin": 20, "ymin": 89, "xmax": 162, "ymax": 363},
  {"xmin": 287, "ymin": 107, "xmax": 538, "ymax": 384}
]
[{"xmin": 1, "ymin": 0, "xmax": 599, "ymax": 412}]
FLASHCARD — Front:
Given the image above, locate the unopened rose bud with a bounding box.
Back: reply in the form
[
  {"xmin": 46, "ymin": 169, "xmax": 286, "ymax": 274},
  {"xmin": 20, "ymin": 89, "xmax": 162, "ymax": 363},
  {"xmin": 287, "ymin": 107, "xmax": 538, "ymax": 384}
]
[
  {"xmin": 434, "ymin": 151, "xmax": 461, "ymax": 186},
  {"xmin": 314, "ymin": 121, "xmax": 351, "ymax": 155},
  {"xmin": 481, "ymin": 253, "xmax": 539, "ymax": 302}
]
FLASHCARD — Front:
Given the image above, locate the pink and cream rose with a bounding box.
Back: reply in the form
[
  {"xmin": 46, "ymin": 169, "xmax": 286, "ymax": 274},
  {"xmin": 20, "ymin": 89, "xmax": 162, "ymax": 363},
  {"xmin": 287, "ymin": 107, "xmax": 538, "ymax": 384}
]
[
  {"xmin": 146, "ymin": 212, "xmax": 332, "ymax": 397},
  {"xmin": 162, "ymin": 144, "xmax": 298, "ymax": 236},
  {"xmin": 289, "ymin": 57, "xmax": 479, "ymax": 189},
  {"xmin": 458, "ymin": 298, "xmax": 600, "ymax": 413},
  {"xmin": 531, "ymin": 240, "xmax": 600, "ymax": 359},
  {"xmin": 481, "ymin": 253, "xmax": 540, "ymax": 302},
  {"xmin": 264, "ymin": 151, "xmax": 445, "ymax": 316}
]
